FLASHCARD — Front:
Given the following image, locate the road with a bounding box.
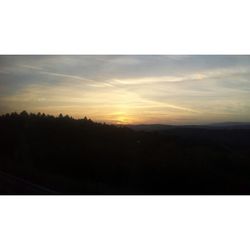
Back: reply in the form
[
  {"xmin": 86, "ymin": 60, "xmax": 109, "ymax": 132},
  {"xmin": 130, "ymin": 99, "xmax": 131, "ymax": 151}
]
[{"xmin": 0, "ymin": 170, "xmax": 58, "ymax": 194}]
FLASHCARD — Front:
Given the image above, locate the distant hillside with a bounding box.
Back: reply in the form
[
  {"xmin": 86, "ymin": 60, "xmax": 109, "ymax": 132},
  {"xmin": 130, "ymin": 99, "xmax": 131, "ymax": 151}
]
[
  {"xmin": 126, "ymin": 124, "xmax": 175, "ymax": 131},
  {"xmin": 127, "ymin": 122, "xmax": 250, "ymax": 131},
  {"xmin": 206, "ymin": 122, "xmax": 250, "ymax": 128}
]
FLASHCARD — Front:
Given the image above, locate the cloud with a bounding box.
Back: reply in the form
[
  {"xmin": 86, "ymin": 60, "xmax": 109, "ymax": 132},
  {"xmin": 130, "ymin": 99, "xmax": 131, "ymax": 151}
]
[{"xmin": 1, "ymin": 55, "xmax": 250, "ymax": 124}]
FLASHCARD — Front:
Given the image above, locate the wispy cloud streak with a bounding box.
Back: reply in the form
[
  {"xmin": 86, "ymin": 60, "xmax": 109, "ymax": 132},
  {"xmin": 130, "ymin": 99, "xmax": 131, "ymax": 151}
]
[{"xmin": 0, "ymin": 55, "xmax": 250, "ymax": 124}]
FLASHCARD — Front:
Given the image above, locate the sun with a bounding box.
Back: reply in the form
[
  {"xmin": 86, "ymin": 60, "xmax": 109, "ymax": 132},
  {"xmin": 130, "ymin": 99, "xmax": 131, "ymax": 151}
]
[
  {"xmin": 116, "ymin": 115, "xmax": 130, "ymax": 124},
  {"xmin": 110, "ymin": 110, "xmax": 138, "ymax": 125}
]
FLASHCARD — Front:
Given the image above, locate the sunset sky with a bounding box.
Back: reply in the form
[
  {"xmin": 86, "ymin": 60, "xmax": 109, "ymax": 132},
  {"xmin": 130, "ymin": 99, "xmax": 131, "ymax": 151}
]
[{"xmin": 0, "ymin": 55, "xmax": 250, "ymax": 124}]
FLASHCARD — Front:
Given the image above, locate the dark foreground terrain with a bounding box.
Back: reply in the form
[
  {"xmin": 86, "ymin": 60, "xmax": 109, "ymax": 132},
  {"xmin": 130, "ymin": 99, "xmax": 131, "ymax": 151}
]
[{"xmin": 1, "ymin": 111, "xmax": 250, "ymax": 194}]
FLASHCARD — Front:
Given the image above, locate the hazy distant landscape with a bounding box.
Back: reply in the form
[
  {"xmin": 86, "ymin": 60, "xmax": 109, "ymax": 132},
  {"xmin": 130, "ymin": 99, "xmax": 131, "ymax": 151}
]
[{"xmin": 128, "ymin": 122, "xmax": 250, "ymax": 131}]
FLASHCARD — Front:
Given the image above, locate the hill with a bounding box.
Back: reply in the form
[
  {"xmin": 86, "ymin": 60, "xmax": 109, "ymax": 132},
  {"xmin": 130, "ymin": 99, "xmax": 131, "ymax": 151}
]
[
  {"xmin": 1, "ymin": 111, "xmax": 250, "ymax": 194},
  {"xmin": 128, "ymin": 122, "xmax": 250, "ymax": 131}
]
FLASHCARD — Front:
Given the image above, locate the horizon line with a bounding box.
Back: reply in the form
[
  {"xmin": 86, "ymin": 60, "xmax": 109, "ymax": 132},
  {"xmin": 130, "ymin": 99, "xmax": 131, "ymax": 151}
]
[{"xmin": 1, "ymin": 111, "xmax": 250, "ymax": 127}]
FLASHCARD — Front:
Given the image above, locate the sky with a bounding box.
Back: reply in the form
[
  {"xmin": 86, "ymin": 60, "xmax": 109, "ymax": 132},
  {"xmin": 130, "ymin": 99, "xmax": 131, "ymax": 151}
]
[{"xmin": 0, "ymin": 55, "xmax": 250, "ymax": 125}]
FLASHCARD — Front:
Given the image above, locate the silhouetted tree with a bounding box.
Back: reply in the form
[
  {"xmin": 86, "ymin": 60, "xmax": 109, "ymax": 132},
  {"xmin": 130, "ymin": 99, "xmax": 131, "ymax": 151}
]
[{"xmin": 20, "ymin": 110, "xmax": 28, "ymax": 116}]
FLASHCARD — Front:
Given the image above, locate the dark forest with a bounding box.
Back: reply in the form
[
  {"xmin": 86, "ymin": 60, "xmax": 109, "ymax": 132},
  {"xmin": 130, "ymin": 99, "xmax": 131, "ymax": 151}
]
[{"xmin": 1, "ymin": 111, "xmax": 250, "ymax": 194}]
